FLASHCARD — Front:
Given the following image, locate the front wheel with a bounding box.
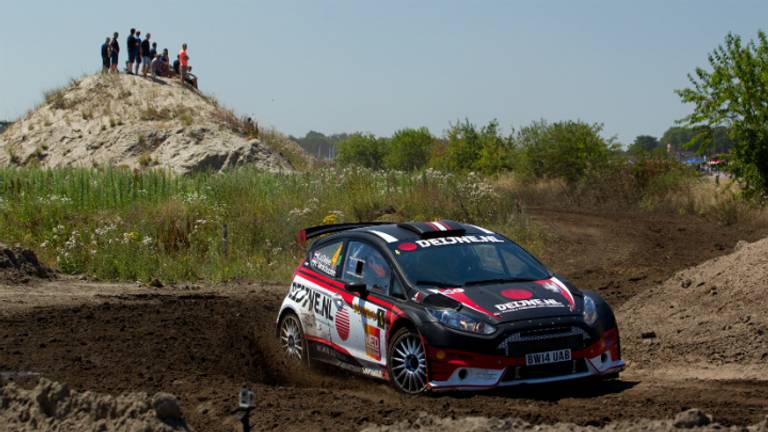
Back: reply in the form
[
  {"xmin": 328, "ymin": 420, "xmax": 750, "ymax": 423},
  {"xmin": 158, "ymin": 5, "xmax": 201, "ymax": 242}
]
[
  {"xmin": 388, "ymin": 327, "xmax": 428, "ymax": 394},
  {"xmin": 278, "ymin": 312, "xmax": 309, "ymax": 366}
]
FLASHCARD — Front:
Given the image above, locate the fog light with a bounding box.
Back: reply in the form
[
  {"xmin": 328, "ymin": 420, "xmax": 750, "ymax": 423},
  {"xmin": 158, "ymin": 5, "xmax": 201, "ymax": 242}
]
[
  {"xmin": 436, "ymin": 350, "xmax": 446, "ymax": 360},
  {"xmin": 458, "ymin": 369, "xmax": 468, "ymax": 380}
]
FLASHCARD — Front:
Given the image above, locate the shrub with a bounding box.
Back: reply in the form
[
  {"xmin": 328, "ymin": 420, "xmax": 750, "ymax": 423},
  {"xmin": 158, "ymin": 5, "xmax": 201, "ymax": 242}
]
[
  {"xmin": 433, "ymin": 119, "xmax": 515, "ymax": 174},
  {"xmin": 140, "ymin": 106, "xmax": 172, "ymax": 121},
  {"xmin": 0, "ymin": 167, "xmax": 539, "ymax": 282},
  {"xmin": 517, "ymin": 120, "xmax": 616, "ymax": 184},
  {"xmin": 385, "ymin": 127, "xmax": 432, "ymax": 171},
  {"xmin": 336, "ymin": 133, "xmax": 387, "ymax": 170}
]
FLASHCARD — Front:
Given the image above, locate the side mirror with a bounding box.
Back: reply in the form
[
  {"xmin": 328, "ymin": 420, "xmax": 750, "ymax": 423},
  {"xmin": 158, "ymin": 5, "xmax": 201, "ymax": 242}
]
[{"xmin": 346, "ymin": 283, "xmax": 367, "ymax": 296}]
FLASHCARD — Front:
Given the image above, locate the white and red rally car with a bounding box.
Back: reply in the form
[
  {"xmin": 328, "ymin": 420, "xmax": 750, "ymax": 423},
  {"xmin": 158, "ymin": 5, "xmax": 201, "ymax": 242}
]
[{"xmin": 276, "ymin": 220, "xmax": 624, "ymax": 393}]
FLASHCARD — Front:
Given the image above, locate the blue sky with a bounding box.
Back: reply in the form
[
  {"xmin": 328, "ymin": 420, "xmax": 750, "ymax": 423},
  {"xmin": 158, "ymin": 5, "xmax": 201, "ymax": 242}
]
[{"xmin": 0, "ymin": 1, "xmax": 765, "ymax": 144}]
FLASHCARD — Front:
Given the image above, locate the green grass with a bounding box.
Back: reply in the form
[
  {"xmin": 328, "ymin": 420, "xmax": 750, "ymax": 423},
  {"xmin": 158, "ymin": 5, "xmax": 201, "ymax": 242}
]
[{"xmin": 0, "ymin": 167, "xmax": 540, "ymax": 283}]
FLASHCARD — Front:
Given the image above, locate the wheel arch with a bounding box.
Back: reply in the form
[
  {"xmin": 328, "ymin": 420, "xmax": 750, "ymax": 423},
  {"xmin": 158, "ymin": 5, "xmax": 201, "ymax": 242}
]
[
  {"xmin": 276, "ymin": 306, "xmax": 300, "ymax": 338},
  {"xmin": 388, "ymin": 317, "xmax": 418, "ymax": 345}
]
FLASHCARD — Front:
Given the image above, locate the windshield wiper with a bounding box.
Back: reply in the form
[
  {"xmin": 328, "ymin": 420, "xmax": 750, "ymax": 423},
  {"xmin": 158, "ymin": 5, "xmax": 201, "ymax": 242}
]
[
  {"xmin": 463, "ymin": 277, "xmax": 535, "ymax": 287},
  {"xmin": 415, "ymin": 280, "xmax": 460, "ymax": 288}
]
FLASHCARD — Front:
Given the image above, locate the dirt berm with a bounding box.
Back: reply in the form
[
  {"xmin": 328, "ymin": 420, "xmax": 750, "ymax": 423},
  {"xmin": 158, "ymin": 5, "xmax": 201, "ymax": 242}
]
[
  {"xmin": 0, "ymin": 242, "xmax": 54, "ymax": 284},
  {"xmin": 0, "ymin": 74, "xmax": 296, "ymax": 174},
  {"xmin": 0, "ymin": 378, "xmax": 188, "ymax": 431},
  {"xmin": 620, "ymin": 237, "xmax": 768, "ymax": 368}
]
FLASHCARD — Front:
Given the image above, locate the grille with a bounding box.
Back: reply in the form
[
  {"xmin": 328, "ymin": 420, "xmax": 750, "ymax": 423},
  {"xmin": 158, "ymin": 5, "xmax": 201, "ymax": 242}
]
[
  {"xmin": 498, "ymin": 326, "xmax": 589, "ymax": 357},
  {"xmin": 502, "ymin": 359, "xmax": 588, "ymax": 381}
]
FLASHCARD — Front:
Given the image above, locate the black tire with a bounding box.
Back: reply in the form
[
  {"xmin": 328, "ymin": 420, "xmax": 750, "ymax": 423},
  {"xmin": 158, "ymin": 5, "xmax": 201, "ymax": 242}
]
[
  {"xmin": 387, "ymin": 327, "xmax": 428, "ymax": 394},
  {"xmin": 278, "ymin": 312, "xmax": 310, "ymax": 367}
]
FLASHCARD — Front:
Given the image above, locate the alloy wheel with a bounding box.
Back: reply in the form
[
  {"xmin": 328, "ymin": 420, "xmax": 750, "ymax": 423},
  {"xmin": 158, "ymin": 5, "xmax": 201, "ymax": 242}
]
[
  {"xmin": 280, "ymin": 314, "xmax": 304, "ymax": 361},
  {"xmin": 390, "ymin": 333, "xmax": 427, "ymax": 393}
]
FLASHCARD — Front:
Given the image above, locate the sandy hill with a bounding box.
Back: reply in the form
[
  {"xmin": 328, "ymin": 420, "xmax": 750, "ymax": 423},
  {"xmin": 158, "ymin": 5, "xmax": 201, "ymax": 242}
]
[
  {"xmin": 620, "ymin": 237, "xmax": 768, "ymax": 369},
  {"xmin": 0, "ymin": 74, "xmax": 295, "ymax": 174}
]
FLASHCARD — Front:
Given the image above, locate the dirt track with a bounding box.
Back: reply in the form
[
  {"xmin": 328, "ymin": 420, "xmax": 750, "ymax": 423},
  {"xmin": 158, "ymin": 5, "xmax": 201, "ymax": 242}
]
[{"xmin": 2, "ymin": 209, "xmax": 768, "ymax": 431}]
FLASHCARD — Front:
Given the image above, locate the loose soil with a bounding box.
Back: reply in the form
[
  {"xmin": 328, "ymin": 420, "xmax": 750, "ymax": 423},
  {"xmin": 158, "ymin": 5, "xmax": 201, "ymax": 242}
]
[{"xmin": 1, "ymin": 208, "xmax": 767, "ymax": 431}]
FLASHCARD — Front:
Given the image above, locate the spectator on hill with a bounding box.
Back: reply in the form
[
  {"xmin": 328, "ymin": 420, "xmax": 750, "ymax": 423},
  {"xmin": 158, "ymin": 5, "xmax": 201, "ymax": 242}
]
[
  {"xmin": 134, "ymin": 31, "xmax": 143, "ymax": 75},
  {"xmin": 109, "ymin": 32, "xmax": 120, "ymax": 73},
  {"xmin": 178, "ymin": 43, "xmax": 189, "ymax": 83},
  {"xmin": 184, "ymin": 66, "xmax": 198, "ymax": 89},
  {"xmin": 125, "ymin": 28, "xmax": 137, "ymax": 74},
  {"xmin": 141, "ymin": 33, "xmax": 152, "ymax": 77},
  {"xmin": 161, "ymin": 48, "xmax": 171, "ymax": 77},
  {"xmin": 172, "ymin": 55, "xmax": 180, "ymax": 76},
  {"xmin": 101, "ymin": 37, "xmax": 110, "ymax": 73},
  {"xmin": 150, "ymin": 54, "xmax": 162, "ymax": 79},
  {"xmin": 150, "ymin": 42, "xmax": 158, "ymax": 61}
]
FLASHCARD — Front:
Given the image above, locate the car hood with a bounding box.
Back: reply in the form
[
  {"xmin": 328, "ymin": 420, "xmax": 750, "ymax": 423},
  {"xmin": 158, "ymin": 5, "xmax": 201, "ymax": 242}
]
[{"xmin": 433, "ymin": 276, "xmax": 582, "ymax": 322}]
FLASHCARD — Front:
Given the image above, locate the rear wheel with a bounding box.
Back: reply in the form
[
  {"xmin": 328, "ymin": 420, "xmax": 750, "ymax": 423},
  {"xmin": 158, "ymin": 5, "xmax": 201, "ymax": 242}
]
[
  {"xmin": 278, "ymin": 312, "xmax": 308, "ymax": 365},
  {"xmin": 388, "ymin": 327, "xmax": 428, "ymax": 394}
]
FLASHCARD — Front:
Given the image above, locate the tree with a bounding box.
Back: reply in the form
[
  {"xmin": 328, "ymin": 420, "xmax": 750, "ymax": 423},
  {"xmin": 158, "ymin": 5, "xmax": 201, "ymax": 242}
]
[
  {"xmin": 475, "ymin": 120, "xmax": 515, "ymax": 174},
  {"xmin": 440, "ymin": 119, "xmax": 482, "ymax": 171},
  {"xmin": 291, "ymin": 131, "xmax": 350, "ymax": 160},
  {"xmin": 517, "ymin": 120, "xmax": 615, "ymax": 184},
  {"xmin": 385, "ymin": 127, "xmax": 433, "ymax": 171},
  {"xmin": 629, "ymin": 135, "xmax": 660, "ymax": 154},
  {"xmin": 676, "ymin": 30, "xmax": 768, "ymax": 197},
  {"xmin": 659, "ymin": 127, "xmax": 696, "ymax": 152},
  {"xmin": 336, "ymin": 133, "xmax": 387, "ymax": 169},
  {"xmin": 436, "ymin": 119, "xmax": 514, "ymax": 173}
]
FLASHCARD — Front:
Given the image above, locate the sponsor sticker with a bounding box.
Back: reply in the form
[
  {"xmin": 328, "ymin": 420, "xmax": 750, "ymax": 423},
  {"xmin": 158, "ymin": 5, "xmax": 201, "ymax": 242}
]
[
  {"xmin": 288, "ymin": 281, "xmax": 335, "ymax": 321},
  {"xmin": 361, "ymin": 367, "xmax": 385, "ymax": 378},
  {"xmin": 494, "ymin": 298, "xmax": 566, "ymax": 313},
  {"xmin": 335, "ymin": 306, "xmax": 350, "ymax": 341},
  {"xmin": 415, "ymin": 235, "xmax": 504, "ymax": 248}
]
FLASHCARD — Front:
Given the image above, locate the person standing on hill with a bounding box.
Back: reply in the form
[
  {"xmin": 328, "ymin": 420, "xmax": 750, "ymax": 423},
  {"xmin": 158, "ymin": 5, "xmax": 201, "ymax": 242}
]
[
  {"xmin": 126, "ymin": 28, "xmax": 137, "ymax": 74},
  {"xmin": 109, "ymin": 32, "xmax": 120, "ymax": 73},
  {"xmin": 101, "ymin": 37, "xmax": 110, "ymax": 73},
  {"xmin": 134, "ymin": 31, "xmax": 142, "ymax": 75},
  {"xmin": 179, "ymin": 43, "xmax": 189, "ymax": 83},
  {"xmin": 141, "ymin": 33, "xmax": 152, "ymax": 77},
  {"xmin": 172, "ymin": 55, "xmax": 180, "ymax": 76},
  {"xmin": 150, "ymin": 42, "xmax": 158, "ymax": 62}
]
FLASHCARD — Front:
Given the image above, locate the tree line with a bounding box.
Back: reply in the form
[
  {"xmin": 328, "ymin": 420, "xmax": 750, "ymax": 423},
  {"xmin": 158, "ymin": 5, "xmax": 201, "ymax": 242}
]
[{"xmin": 333, "ymin": 119, "xmax": 621, "ymax": 184}]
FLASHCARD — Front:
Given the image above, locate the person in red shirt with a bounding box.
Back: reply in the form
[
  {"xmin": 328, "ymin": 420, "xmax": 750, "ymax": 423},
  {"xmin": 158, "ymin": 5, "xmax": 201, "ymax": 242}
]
[{"xmin": 179, "ymin": 43, "xmax": 189, "ymax": 83}]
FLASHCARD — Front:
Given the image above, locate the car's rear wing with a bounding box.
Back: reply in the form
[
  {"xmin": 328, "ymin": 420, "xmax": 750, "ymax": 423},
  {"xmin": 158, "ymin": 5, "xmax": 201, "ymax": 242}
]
[{"xmin": 296, "ymin": 222, "xmax": 390, "ymax": 246}]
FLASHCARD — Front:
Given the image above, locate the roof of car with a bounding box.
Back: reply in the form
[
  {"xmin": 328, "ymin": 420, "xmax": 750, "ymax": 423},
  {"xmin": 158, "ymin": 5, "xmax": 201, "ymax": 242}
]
[{"xmin": 346, "ymin": 220, "xmax": 496, "ymax": 244}]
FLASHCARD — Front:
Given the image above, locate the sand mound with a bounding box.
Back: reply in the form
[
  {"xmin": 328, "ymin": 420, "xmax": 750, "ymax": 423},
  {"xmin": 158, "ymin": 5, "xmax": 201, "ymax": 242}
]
[
  {"xmin": 0, "ymin": 243, "xmax": 54, "ymax": 283},
  {"xmin": 0, "ymin": 74, "xmax": 294, "ymax": 174},
  {"xmin": 619, "ymin": 237, "xmax": 768, "ymax": 368},
  {"xmin": 362, "ymin": 411, "xmax": 768, "ymax": 432},
  {"xmin": 0, "ymin": 378, "xmax": 187, "ymax": 431}
]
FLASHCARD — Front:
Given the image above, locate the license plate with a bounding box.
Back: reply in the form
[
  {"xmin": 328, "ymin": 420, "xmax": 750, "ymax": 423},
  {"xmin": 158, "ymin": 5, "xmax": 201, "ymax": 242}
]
[{"xmin": 525, "ymin": 349, "xmax": 571, "ymax": 366}]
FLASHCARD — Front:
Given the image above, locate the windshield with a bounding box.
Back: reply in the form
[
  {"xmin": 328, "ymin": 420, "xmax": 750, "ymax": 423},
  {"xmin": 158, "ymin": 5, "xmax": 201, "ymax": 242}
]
[{"xmin": 390, "ymin": 235, "xmax": 550, "ymax": 288}]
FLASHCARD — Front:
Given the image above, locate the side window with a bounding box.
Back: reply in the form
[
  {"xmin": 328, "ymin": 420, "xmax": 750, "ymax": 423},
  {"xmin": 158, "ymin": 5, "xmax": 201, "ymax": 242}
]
[
  {"xmin": 342, "ymin": 241, "xmax": 391, "ymax": 295},
  {"xmin": 309, "ymin": 240, "xmax": 345, "ymax": 277},
  {"xmin": 390, "ymin": 276, "xmax": 406, "ymax": 299}
]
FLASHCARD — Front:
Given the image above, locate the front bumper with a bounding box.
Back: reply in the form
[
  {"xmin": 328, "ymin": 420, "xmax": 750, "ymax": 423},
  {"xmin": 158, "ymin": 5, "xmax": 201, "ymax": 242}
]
[{"xmin": 423, "ymin": 322, "xmax": 624, "ymax": 391}]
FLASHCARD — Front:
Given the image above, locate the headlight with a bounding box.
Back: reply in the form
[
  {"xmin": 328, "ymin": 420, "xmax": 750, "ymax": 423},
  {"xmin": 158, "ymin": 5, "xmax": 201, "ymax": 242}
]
[
  {"xmin": 427, "ymin": 308, "xmax": 496, "ymax": 335},
  {"xmin": 582, "ymin": 295, "xmax": 598, "ymax": 325}
]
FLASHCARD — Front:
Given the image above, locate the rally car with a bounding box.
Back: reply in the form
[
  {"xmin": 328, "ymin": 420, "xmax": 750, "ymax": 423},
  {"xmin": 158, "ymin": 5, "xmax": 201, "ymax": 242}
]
[{"xmin": 276, "ymin": 220, "xmax": 624, "ymax": 393}]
